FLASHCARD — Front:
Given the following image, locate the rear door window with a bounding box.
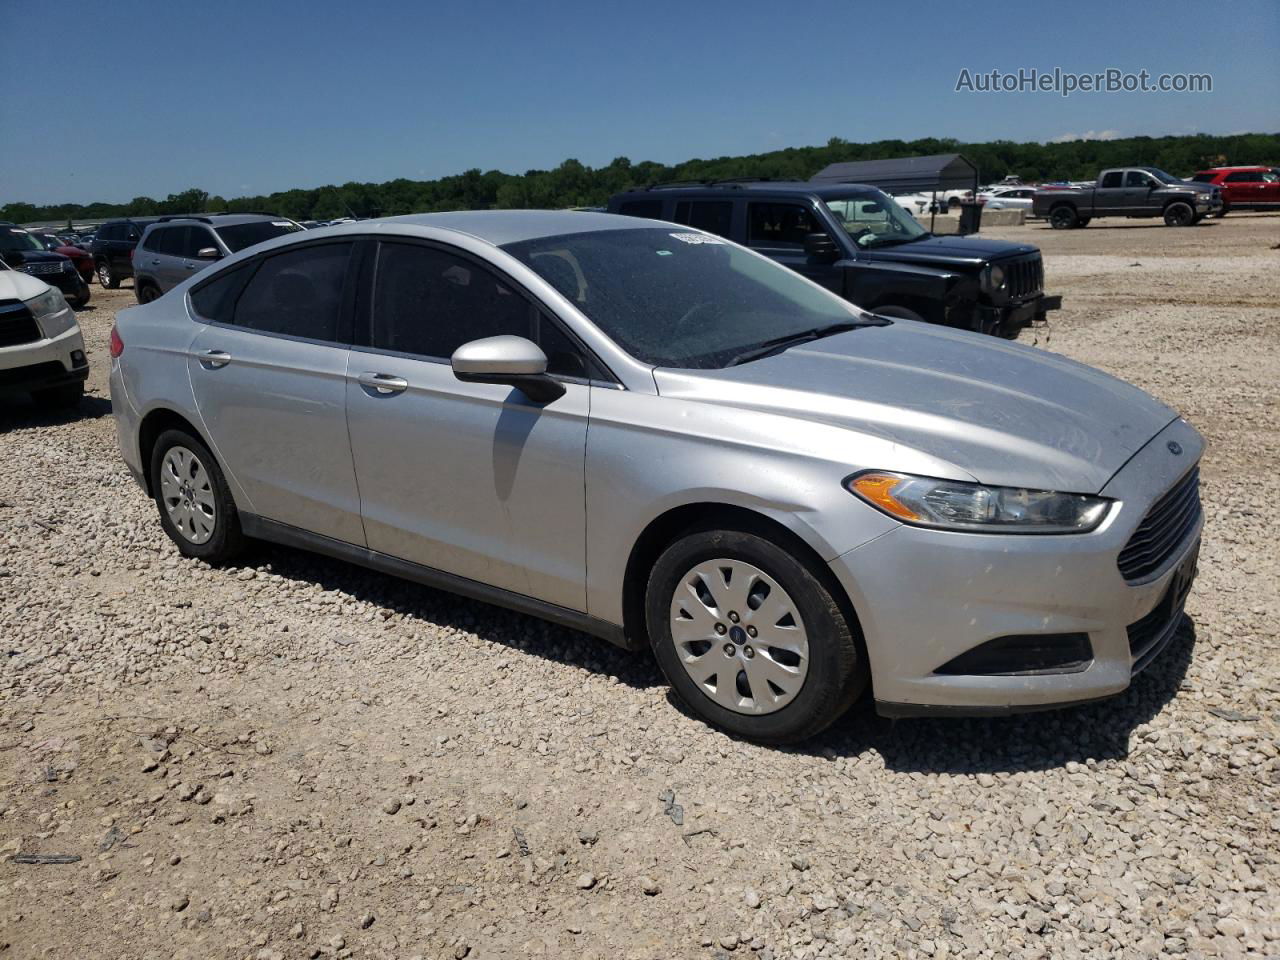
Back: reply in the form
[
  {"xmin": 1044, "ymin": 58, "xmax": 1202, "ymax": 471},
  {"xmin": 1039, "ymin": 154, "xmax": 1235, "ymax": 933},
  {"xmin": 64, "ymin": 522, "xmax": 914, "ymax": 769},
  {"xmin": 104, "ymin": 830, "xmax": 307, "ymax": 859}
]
[
  {"xmin": 673, "ymin": 200, "xmax": 733, "ymax": 238},
  {"xmin": 155, "ymin": 227, "xmax": 187, "ymax": 256},
  {"xmin": 617, "ymin": 199, "xmax": 664, "ymax": 219},
  {"xmin": 231, "ymin": 242, "xmax": 354, "ymax": 342},
  {"xmin": 1100, "ymin": 172, "xmax": 1123, "ymax": 188},
  {"xmin": 747, "ymin": 203, "xmax": 821, "ymax": 249}
]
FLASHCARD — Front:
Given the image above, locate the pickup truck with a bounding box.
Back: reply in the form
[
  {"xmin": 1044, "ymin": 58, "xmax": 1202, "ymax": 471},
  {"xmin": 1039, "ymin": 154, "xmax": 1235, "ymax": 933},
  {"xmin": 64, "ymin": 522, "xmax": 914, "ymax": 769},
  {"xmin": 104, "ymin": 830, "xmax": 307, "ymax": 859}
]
[{"xmin": 1032, "ymin": 167, "xmax": 1221, "ymax": 229}]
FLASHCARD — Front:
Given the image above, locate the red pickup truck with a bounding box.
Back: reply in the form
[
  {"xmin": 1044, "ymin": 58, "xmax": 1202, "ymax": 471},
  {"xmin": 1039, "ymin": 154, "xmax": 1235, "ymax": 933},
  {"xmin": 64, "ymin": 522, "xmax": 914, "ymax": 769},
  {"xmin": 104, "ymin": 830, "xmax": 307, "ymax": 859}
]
[{"xmin": 1190, "ymin": 166, "xmax": 1280, "ymax": 216}]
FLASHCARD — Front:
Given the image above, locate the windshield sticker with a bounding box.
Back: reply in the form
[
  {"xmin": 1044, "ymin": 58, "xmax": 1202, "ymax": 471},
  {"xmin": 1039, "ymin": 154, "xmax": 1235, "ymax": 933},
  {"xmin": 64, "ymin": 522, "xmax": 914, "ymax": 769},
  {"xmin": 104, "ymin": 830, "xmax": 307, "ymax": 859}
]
[
  {"xmin": 272, "ymin": 221, "xmax": 293, "ymax": 227},
  {"xmin": 655, "ymin": 249, "xmax": 673, "ymax": 256},
  {"xmin": 668, "ymin": 232, "xmax": 722, "ymax": 245}
]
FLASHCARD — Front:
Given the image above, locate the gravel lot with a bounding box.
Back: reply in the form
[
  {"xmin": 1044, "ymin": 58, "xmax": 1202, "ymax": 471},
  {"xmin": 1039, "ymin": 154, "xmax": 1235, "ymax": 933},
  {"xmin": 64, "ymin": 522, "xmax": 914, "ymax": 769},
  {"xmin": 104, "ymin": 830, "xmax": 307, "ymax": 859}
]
[{"xmin": 2, "ymin": 214, "xmax": 1278, "ymax": 960}]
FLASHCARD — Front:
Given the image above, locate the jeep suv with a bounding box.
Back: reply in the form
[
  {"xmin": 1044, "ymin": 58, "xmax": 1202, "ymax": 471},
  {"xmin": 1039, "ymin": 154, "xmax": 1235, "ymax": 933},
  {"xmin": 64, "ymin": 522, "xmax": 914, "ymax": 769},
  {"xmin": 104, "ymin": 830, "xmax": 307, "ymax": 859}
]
[
  {"xmin": 607, "ymin": 181, "xmax": 1059, "ymax": 338},
  {"xmin": 133, "ymin": 214, "xmax": 303, "ymax": 302},
  {"xmin": 89, "ymin": 217, "xmax": 160, "ymax": 288}
]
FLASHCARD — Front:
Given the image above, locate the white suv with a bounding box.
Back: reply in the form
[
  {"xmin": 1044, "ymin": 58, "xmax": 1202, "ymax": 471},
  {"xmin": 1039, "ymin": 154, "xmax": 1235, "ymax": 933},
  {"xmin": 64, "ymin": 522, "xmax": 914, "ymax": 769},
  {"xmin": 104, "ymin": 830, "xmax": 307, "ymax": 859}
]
[{"xmin": 0, "ymin": 261, "xmax": 89, "ymax": 409}]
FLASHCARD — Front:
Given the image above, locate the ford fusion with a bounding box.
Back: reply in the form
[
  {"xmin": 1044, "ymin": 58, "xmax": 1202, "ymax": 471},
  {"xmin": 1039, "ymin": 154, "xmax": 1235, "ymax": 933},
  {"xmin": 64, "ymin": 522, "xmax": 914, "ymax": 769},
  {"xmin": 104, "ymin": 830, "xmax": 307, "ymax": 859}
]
[{"xmin": 108, "ymin": 212, "xmax": 1202, "ymax": 743}]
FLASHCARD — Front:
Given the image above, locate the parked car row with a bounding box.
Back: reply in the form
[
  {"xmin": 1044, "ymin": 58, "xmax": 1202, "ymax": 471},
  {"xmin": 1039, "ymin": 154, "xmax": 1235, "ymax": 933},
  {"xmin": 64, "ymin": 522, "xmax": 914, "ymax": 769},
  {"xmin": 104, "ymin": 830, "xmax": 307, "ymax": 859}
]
[
  {"xmin": 0, "ymin": 223, "xmax": 92, "ymax": 307},
  {"xmin": 105, "ymin": 210, "xmax": 1202, "ymax": 742}
]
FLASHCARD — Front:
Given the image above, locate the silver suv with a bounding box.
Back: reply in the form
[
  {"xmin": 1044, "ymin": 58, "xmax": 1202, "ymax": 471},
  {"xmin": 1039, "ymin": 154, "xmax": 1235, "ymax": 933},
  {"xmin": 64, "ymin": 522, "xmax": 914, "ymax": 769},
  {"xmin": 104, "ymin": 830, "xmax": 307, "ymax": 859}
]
[
  {"xmin": 133, "ymin": 215, "xmax": 302, "ymax": 303},
  {"xmin": 108, "ymin": 212, "xmax": 1202, "ymax": 743}
]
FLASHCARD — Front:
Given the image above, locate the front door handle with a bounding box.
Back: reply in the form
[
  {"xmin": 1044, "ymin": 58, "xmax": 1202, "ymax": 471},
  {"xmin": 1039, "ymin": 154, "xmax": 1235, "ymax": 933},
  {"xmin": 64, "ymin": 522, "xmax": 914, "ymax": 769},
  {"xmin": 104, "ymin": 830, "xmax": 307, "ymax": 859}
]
[
  {"xmin": 184, "ymin": 262, "xmax": 198, "ymax": 269},
  {"xmin": 358, "ymin": 372, "xmax": 408, "ymax": 395},
  {"xmin": 199, "ymin": 349, "xmax": 232, "ymax": 369}
]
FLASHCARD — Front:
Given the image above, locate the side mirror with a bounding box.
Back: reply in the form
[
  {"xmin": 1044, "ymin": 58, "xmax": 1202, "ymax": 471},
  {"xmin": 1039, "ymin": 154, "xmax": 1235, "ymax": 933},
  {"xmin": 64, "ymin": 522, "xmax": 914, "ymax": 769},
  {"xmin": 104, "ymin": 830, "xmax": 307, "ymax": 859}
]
[
  {"xmin": 803, "ymin": 232, "xmax": 838, "ymax": 260},
  {"xmin": 451, "ymin": 335, "xmax": 566, "ymax": 404},
  {"xmin": 196, "ymin": 247, "xmax": 221, "ymax": 260}
]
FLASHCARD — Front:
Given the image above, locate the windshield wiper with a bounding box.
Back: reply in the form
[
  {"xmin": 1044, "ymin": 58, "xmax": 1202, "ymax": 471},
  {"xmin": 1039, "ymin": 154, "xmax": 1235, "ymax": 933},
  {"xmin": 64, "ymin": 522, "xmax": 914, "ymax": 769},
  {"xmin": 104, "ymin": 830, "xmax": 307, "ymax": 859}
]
[{"xmin": 725, "ymin": 319, "xmax": 884, "ymax": 367}]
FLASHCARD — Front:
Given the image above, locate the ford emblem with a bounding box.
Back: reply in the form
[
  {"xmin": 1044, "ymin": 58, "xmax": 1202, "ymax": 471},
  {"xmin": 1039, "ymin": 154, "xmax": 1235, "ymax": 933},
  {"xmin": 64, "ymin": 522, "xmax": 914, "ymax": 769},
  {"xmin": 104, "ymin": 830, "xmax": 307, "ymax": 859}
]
[{"xmin": 1167, "ymin": 441, "xmax": 1183, "ymax": 455}]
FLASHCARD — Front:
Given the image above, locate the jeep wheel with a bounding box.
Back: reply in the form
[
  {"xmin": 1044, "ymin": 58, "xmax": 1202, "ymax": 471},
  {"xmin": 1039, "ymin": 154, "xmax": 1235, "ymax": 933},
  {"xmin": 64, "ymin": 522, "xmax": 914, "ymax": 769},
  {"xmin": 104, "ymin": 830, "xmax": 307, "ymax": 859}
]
[
  {"xmin": 97, "ymin": 260, "xmax": 120, "ymax": 289},
  {"xmin": 1048, "ymin": 205, "xmax": 1077, "ymax": 229},
  {"xmin": 646, "ymin": 527, "xmax": 867, "ymax": 744},
  {"xmin": 1163, "ymin": 202, "xmax": 1194, "ymax": 227}
]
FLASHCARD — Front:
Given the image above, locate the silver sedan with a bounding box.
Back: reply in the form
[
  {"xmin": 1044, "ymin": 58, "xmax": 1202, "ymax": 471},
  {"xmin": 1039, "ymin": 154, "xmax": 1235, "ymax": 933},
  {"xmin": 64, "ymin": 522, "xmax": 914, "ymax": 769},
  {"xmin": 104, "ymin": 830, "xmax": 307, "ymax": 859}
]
[{"xmin": 108, "ymin": 211, "xmax": 1202, "ymax": 743}]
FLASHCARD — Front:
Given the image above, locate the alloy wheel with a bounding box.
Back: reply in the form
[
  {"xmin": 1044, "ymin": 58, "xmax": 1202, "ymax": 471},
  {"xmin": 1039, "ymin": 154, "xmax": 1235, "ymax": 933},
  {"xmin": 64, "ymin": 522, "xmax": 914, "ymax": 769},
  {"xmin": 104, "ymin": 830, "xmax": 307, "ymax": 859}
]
[
  {"xmin": 159, "ymin": 445, "xmax": 217, "ymax": 544},
  {"xmin": 97, "ymin": 263, "xmax": 112, "ymax": 286},
  {"xmin": 668, "ymin": 558, "xmax": 809, "ymax": 715}
]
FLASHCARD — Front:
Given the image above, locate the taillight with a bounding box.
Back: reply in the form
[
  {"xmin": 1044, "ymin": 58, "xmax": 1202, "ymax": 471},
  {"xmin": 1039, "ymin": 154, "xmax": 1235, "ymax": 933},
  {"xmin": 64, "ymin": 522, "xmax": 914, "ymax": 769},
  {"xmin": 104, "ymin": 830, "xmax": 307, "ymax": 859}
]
[{"xmin": 109, "ymin": 325, "xmax": 124, "ymax": 358}]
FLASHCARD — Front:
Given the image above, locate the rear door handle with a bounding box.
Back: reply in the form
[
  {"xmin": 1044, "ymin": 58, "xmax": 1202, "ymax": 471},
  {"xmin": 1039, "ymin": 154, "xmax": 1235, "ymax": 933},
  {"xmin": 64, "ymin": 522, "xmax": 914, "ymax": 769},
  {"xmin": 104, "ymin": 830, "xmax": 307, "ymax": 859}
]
[
  {"xmin": 199, "ymin": 349, "xmax": 232, "ymax": 369},
  {"xmin": 184, "ymin": 262, "xmax": 198, "ymax": 269},
  {"xmin": 358, "ymin": 372, "xmax": 408, "ymax": 395}
]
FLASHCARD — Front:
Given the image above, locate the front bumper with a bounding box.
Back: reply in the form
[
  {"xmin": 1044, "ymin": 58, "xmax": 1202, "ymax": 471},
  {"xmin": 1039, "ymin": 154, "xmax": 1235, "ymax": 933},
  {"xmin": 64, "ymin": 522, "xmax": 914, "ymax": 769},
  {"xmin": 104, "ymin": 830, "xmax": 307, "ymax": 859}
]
[
  {"xmin": 0, "ymin": 325, "xmax": 89, "ymax": 394},
  {"xmin": 828, "ymin": 418, "xmax": 1204, "ymax": 715},
  {"xmin": 976, "ymin": 293, "xmax": 1061, "ymax": 336}
]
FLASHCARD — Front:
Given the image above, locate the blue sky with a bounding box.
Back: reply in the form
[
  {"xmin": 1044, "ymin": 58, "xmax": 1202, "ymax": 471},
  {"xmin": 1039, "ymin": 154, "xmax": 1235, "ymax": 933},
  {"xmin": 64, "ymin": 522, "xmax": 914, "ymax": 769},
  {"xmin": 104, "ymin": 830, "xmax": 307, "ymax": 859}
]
[{"xmin": 2, "ymin": 0, "xmax": 1276, "ymax": 205}]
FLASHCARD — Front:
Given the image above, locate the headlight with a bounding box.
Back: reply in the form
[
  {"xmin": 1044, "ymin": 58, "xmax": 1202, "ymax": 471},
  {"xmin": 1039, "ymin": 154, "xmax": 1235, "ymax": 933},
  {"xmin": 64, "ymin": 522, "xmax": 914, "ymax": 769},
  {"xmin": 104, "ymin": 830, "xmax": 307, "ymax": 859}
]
[
  {"xmin": 24, "ymin": 287, "xmax": 77, "ymax": 339},
  {"xmin": 986, "ymin": 264, "xmax": 1007, "ymax": 290},
  {"xmin": 847, "ymin": 471, "xmax": 1111, "ymax": 534}
]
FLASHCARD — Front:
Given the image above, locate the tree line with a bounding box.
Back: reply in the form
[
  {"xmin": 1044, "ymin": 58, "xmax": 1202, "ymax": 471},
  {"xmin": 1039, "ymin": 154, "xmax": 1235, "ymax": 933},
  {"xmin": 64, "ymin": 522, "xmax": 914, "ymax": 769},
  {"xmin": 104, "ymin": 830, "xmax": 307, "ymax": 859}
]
[{"xmin": 4, "ymin": 132, "xmax": 1277, "ymax": 225}]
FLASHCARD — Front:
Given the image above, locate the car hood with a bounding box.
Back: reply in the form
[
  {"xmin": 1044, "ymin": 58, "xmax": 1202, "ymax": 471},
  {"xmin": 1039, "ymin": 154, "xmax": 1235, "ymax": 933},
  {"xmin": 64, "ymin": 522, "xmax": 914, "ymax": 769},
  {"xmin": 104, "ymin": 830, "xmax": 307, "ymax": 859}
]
[
  {"xmin": 0, "ymin": 268, "xmax": 53, "ymax": 300},
  {"xmin": 857, "ymin": 234, "xmax": 1038, "ymax": 268},
  {"xmin": 652, "ymin": 321, "xmax": 1178, "ymax": 493},
  {"xmin": 4, "ymin": 251, "xmax": 68, "ymax": 265}
]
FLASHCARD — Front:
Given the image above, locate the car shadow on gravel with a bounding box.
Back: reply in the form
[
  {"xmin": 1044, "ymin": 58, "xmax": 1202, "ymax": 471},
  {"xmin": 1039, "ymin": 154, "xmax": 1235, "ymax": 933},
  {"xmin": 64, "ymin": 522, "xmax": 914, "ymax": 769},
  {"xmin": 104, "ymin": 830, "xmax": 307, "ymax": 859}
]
[
  {"xmin": 0, "ymin": 395, "xmax": 112, "ymax": 432},
  {"xmin": 251, "ymin": 542, "xmax": 668, "ymax": 691},
  {"xmin": 797, "ymin": 617, "xmax": 1199, "ymax": 773}
]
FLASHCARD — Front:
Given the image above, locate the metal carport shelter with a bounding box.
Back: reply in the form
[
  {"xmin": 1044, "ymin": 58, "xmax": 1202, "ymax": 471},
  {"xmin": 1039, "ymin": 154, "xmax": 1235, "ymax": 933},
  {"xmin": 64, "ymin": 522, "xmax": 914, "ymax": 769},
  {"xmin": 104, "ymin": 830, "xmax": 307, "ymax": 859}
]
[{"xmin": 810, "ymin": 153, "xmax": 980, "ymax": 230}]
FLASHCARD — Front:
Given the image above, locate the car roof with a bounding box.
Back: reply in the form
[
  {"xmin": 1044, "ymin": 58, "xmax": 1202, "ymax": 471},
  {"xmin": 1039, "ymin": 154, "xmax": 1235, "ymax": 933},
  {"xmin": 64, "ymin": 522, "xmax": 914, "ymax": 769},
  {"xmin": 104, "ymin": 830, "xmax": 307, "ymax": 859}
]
[
  {"xmin": 145, "ymin": 214, "xmax": 288, "ymax": 229},
  {"xmin": 613, "ymin": 181, "xmax": 881, "ymax": 201},
  {"xmin": 1195, "ymin": 165, "xmax": 1270, "ymax": 172},
  {"xmin": 379, "ymin": 210, "xmax": 659, "ymax": 246}
]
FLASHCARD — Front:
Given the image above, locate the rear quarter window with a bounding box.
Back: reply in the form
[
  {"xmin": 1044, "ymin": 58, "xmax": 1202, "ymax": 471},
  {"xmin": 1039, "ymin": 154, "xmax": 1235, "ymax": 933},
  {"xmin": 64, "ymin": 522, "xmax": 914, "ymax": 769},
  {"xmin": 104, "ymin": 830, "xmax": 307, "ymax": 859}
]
[
  {"xmin": 617, "ymin": 200, "xmax": 664, "ymax": 219},
  {"xmin": 189, "ymin": 263, "xmax": 254, "ymax": 323}
]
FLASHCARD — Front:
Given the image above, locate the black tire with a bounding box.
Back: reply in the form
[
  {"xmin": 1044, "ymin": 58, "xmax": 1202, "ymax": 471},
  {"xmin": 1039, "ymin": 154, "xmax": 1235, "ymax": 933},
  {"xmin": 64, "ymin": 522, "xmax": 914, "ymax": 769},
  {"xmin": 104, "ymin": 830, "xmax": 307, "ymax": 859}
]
[
  {"xmin": 149, "ymin": 428, "xmax": 246, "ymax": 564},
  {"xmin": 1163, "ymin": 202, "xmax": 1194, "ymax": 227},
  {"xmin": 137, "ymin": 283, "xmax": 161, "ymax": 304},
  {"xmin": 69, "ymin": 289, "xmax": 90, "ymax": 308},
  {"xmin": 872, "ymin": 305, "xmax": 926, "ymax": 323},
  {"xmin": 30, "ymin": 381, "xmax": 83, "ymax": 410},
  {"xmin": 1048, "ymin": 205, "xmax": 1078, "ymax": 229},
  {"xmin": 646, "ymin": 526, "xmax": 868, "ymax": 744},
  {"xmin": 97, "ymin": 259, "xmax": 120, "ymax": 289}
]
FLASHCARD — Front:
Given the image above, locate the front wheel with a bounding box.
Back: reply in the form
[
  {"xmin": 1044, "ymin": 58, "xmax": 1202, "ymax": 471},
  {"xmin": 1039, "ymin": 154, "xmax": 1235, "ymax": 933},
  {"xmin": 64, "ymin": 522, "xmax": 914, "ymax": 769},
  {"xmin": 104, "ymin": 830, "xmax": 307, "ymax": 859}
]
[
  {"xmin": 1214, "ymin": 204, "xmax": 1229, "ymax": 218},
  {"xmin": 97, "ymin": 259, "xmax": 120, "ymax": 289},
  {"xmin": 1048, "ymin": 206, "xmax": 1078, "ymax": 229},
  {"xmin": 646, "ymin": 527, "xmax": 867, "ymax": 744},
  {"xmin": 1164, "ymin": 202, "xmax": 1194, "ymax": 226},
  {"xmin": 149, "ymin": 428, "xmax": 246, "ymax": 564}
]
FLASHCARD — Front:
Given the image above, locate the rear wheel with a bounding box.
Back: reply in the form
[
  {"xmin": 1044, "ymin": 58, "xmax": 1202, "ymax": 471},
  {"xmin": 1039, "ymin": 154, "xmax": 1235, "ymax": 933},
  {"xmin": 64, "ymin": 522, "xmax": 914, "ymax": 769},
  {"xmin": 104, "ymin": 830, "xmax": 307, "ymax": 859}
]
[
  {"xmin": 97, "ymin": 259, "xmax": 120, "ymax": 289},
  {"xmin": 1164, "ymin": 202, "xmax": 1194, "ymax": 226},
  {"xmin": 149, "ymin": 428, "xmax": 246, "ymax": 564},
  {"xmin": 646, "ymin": 527, "xmax": 867, "ymax": 744},
  {"xmin": 1048, "ymin": 205, "xmax": 1078, "ymax": 229},
  {"xmin": 31, "ymin": 381, "xmax": 83, "ymax": 410},
  {"xmin": 137, "ymin": 283, "xmax": 161, "ymax": 304}
]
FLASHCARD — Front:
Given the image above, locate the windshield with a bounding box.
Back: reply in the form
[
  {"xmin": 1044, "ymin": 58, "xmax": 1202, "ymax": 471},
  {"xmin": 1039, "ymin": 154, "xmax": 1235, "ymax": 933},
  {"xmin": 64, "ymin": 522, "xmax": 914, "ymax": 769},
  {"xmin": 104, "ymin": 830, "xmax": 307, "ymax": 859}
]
[
  {"xmin": 1144, "ymin": 168, "xmax": 1182, "ymax": 184},
  {"xmin": 822, "ymin": 192, "xmax": 928, "ymax": 249},
  {"xmin": 0, "ymin": 228, "xmax": 46, "ymax": 253},
  {"xmin": 503, "ymin": 227, "xmax": 872, "ymax": 369},
  {"xmin": 216, "ymin": 220, "xmax": 303, "ymax": 253}
]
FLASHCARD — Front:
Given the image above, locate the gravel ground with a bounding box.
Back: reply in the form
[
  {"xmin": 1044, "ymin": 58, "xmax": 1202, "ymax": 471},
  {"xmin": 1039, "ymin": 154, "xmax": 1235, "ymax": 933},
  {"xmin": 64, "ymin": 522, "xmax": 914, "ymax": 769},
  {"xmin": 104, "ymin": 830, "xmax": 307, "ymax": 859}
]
[{"xmin": 1, "ymin": 214, "xmax": 1278, "ymax": 960}]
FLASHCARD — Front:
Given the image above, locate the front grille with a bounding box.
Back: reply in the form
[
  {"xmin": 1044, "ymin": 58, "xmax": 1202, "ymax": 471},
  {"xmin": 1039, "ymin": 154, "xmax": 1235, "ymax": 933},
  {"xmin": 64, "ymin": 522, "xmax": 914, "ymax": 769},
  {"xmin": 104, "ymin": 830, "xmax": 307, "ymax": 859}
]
[
  {"xmin": 0, "ymin": 300, "xmax": 42, "ymax": 347},
  {"xmin": 1126, "ymin": 542, "xmax": 1197, "ymax": 673},
  {"xmin": 22, "ymin": 261, "xmax": 64, "ymax": 276},
  {"xmin": 1005, "ymin": 255, "xmax": 1044, "ymax": 301},
  {"xmin": 1117, "ymin": 467, "xmax": 1202, "ymax": 581}
]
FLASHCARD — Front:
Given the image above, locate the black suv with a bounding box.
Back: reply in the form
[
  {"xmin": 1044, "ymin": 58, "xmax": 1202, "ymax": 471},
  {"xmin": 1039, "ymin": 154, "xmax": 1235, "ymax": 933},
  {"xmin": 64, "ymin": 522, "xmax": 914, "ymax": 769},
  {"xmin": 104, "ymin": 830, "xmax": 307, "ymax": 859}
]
[
  {"xmin": 607, "ymin": 181, "xmax": 1060, "ymax": 338},
  {"xmin": 88, "ymin": 217, "xmax": 161, "ymax": 288}
]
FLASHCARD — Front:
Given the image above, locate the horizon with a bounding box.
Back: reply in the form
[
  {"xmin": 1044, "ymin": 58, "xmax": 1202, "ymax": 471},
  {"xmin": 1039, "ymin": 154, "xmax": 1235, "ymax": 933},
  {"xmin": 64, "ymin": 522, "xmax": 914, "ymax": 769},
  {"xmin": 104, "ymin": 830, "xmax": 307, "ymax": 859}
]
[{"xmin": 2, "ymin": 0, "xmax": 1277, "ymax": 207}]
